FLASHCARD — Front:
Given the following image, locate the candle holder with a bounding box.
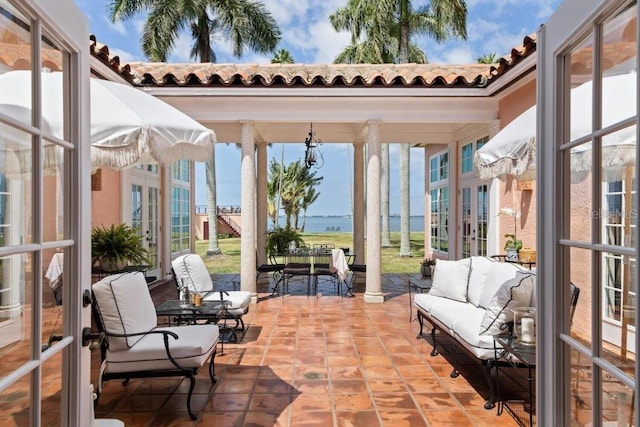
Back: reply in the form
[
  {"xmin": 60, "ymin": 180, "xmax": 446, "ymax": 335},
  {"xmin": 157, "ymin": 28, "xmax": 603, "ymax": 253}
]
[{"xmin": 511, "ymin": 307, "xmax": 536, "ymax": 346}]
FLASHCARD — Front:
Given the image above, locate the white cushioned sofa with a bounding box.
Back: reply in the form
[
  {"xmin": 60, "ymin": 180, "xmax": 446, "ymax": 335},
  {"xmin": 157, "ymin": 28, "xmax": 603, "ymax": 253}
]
[
  {"xmin": 92, "ymin": 271, "xmax": 219, "ymax": 420},
  {"xmin": 414, "ymin": 256, "xmax": 535, "ymax": 409}
]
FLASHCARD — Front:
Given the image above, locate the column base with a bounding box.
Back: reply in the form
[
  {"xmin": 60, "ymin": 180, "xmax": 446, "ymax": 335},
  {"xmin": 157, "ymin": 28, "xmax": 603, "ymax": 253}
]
[
  {"xmin": 363, "ymin": 292, "xmax": 384, "ymax": 304},
  {"xmin": 250, "ymin": 293, "xmax": 258, "ymax": 304}
]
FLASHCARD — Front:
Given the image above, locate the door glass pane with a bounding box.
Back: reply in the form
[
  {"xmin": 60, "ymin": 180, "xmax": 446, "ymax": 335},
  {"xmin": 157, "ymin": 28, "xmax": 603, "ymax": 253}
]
[
  {"xmin": 0, "ymin": 2, "xmax": 31, "ymax": 126},
  {"xmin": 0, "ymin": 252, "xmax": 33, "ymax": 379},
  {"xmin": 569, "ymin": 247, "xmax": 592, "ymax": 349},
  {"xmin": 43, "ymin": 141, "xmax": 64, "ymax": 242},
  {"xmin": 461, "ymin": 187, "xmax": 471, "ymax": 258},
  {"xmin": 569, "ymin": 142, "xmax": 593, "ymax": 243},
  {"xmin": 0, "ymin": 372, "xmax": 32, "ymax": 425},
  {"xmin": 601, "ymin": 251, "xmax": 636, "ymax": 373},
  {"xmin": 131, "ymin": 184, "xmax": 142, "ymax": 234},
  {"xmin": 570, "ymin": 347, "xmax": 593, "ymax": 426},
  {"xmin": 477, "ymin": 185, "xmax": 488, "ymax": 256},
  {"xmin": 601, "ymin": 5, "xmax": 637, "ymax": 128},
  {"xmin": 41, "ymin": 33, "xmax": 64, "ymax": 136},
  {"xmin": 601, "ymin": 377, "xmax": 636, "ymax": 425},
  {"xmin": 148, "ymin": 186, "xmax": 159, "ymax": 271},
  {"xmin": 43, "ymin": 249, "xmax": 64, "ymax": 337},
  {"xmin": 569, "ymin": 35, "xmax": 594, "ymax": 142},
  {"xmin": 41, "ymin": 355, "xmax": 62, "ymax": 425}
]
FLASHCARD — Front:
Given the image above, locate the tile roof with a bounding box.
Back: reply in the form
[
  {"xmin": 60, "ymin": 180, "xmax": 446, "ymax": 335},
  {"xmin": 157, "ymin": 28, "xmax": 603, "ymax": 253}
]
[{"xmin": 89, "ymin": 33, "xmax": 537, "ymax": 89}]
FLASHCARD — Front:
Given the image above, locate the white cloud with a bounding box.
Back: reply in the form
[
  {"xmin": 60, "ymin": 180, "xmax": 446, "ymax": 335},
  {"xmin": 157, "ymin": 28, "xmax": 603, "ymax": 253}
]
[
  {"xmin": 103, "ymin": 16, "xmax": 127, "ymax": 35},
  {"xmin": 106, "ymin": 46, "xmax": 139, "ymax": 63}
]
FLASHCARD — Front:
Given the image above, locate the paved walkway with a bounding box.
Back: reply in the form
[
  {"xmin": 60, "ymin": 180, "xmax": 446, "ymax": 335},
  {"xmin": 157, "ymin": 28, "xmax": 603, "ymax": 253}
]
[{"xmin": 93, "ymin": 273, "xmax": 520, "ymax": 426}]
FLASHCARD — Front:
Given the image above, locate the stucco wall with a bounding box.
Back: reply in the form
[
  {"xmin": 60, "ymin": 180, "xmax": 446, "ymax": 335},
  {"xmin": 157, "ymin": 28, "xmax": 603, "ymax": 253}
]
[
  {"xmin": 497, "ymin": 80, "xmax": 538, "ymax": 253},
  {"xmin": 91, "ymin": 168, "xmax": 121, "ymax": 227}
]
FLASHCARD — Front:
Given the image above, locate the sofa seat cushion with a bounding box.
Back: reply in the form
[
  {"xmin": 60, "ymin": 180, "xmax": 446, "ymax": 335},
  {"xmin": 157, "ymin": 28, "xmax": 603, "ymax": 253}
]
[
  {"xmin": 172, "ymin": 254, "xmax": 215, "ymax": 293},
  {"xmin": 480, "ymin": 271, "xmax": 535, "ymax": 336},
  {"xmin": 429, "ymin": 258, "xmax": 471, "ymax": 302},
  {"xmin": 414, "ymin": 294, "xmax": 463, "ymax": 315},
  {"xmin": 452, "ymin": 317, "xmax": 501, "ymax": 360},
  {"xmin": 430, "ymin": 302, "xmax": 484, "ymax": 336},
  {"xmin": 105, "ymin": 324, "xmax": 219, "ymax": 373},
  {"xmin": 93, "ymin": 272, "xmax": 157, "ymax": 351},
  {"xmin": 203, "ymin": 290, "xmax": 251, "ymax": 316}
]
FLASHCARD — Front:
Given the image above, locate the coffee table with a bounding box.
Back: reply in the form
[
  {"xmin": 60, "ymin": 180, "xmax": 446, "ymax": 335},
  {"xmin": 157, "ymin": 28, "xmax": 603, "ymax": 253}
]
[{"xmin": 156, "ymin": 300, "xmax": 224, "ymax": 326}]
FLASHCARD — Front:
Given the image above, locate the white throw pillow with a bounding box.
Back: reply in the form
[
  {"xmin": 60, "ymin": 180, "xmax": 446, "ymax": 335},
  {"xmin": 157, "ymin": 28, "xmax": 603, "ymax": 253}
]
[
  {"xmin": 429, "ymin": 258, "xmax": 471, "ymax": 303},
  {"xmin": 171, "ymin": 253, "xmax": 214, "ymax": 293},
  {"xmin": 479, "ymin": 271, "xmax": 534, "ymax": 336},
  {"xmin": 478, "ymin": 262, "xmax": 525, "ymax": 309},
  {"xmin": 467, "ymin": 256, "xmax": 496, "ymax": 307},
  {"xmin": 92, "ymin": 272, "xmax": 157, "ymax": 351}
]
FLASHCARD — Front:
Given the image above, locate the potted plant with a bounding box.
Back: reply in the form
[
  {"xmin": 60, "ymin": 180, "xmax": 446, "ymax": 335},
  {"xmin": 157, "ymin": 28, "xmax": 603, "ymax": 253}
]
[
  {"xmin": 420, "ymin": 257, "xmax": 436, "ymax": 278},
  {"xmin": 91, "ymin": 223, "xmax": 149, "ymax": 272},
  {"xmin": 500, "ymin": 207, "xmax": 523, "ymax": 261},
  {"xmin": 265, "ymin": 226, "xmax": 305, "ymax": 257}
]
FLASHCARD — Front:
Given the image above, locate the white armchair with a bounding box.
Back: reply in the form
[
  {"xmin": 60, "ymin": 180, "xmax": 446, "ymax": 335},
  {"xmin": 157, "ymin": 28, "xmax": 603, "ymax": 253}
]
[
  {"xmin": 171, "ymin": 253, "xmax": 251, "ymax": 332},
  {"xmin": 92, "ymin": 271, "xmax": 219, "ymax": 420}
]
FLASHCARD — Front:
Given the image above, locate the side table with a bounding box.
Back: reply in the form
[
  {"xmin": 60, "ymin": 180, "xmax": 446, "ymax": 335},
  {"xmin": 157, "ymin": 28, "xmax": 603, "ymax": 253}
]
[
  {"xmin": 494, "ymin": 334, "xmax": 536, "ymax": 426},
  {"xmin": 408, "ymin": 277, "xmax": 432, "ymax": 322}
]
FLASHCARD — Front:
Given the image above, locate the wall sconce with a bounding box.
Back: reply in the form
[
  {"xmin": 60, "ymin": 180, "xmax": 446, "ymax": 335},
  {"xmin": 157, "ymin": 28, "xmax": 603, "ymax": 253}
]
[{"xmin": 304, "ymin": 123, "xmax": 322, "ymax": 169}]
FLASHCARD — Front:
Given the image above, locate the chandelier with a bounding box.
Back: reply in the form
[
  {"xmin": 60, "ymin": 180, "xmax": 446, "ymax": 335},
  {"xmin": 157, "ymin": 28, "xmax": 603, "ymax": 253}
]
[{"xmin": 304, "ymin": 123, "xmax": 322, "ymax": 169}]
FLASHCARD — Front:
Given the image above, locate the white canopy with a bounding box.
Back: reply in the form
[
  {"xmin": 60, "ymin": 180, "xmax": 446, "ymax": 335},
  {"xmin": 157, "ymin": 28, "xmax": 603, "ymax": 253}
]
[
  {"xmin": 474, "ymin": 72, "xmax": 637, "ymax": 181},
  {"xmin": 0, "ymin": 70, "xmax": 215, "ymax": 170}
]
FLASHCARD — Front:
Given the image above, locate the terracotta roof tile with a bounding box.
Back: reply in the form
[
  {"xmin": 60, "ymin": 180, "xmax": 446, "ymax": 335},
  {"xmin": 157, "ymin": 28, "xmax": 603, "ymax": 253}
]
[{"xmin": 88, "ymin": 33, "xmax": 538, "ymax": 89}]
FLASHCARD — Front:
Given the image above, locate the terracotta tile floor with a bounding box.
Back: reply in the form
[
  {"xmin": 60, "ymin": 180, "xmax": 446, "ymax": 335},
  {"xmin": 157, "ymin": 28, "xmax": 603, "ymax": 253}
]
[{"xmin": 93, "ymin": 273, "xmax": 520, "ymax": 426}]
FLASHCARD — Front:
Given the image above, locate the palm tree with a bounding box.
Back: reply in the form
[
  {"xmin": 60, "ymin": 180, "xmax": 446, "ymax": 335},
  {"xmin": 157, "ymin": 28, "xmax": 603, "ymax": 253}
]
[
  {"xmin": 477, "ymin": 53, "xmax": 498, "ymax": 64},
  {"xmin": 109, "ymin": 0, "xmax": 281, "ymax": 256},
  {"xmin": 272, "ymin": 49, "xmax": 295, "ymax": 64},
  {"xmin": 331, "ymin": 0, "xmax": 467, "ymax": 257},
  {"xmin": 268, "ymin": 160, "xmax": 323, "ymax": 230}
]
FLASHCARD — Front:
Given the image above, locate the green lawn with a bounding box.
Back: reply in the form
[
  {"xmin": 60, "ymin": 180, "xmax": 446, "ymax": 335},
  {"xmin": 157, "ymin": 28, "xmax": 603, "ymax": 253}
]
[{"xmin": 196, "ymin": 232, "xmax": 425, "ymax": 274}]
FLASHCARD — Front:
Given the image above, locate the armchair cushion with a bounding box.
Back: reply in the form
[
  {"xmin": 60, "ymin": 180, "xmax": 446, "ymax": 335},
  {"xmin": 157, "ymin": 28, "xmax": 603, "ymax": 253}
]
[
  {"xmin": 93, "ymin": 272, "xmax": 157, "ymax": 351},
  {"xmin": 478, "ymin": 262, "xmax": 525, "ymax": 309},
  {"xmin": 105, "ymin": 324, "xmax": 219, "ymax": 373},
  {"xmin": 172, "ymin": 254, "xmax": 214, "ymax": 293},
  {"xmin": 203, "ymin": 290, "xmax": 251, "ymax": 317},
  {"xmin": 429, "ymin": 258, "xmax": 471, "ymax": 303}
]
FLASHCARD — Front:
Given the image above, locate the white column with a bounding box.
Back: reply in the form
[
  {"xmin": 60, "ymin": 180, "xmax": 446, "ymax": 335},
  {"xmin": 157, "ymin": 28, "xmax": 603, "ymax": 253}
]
[
  {"xmin": 353, "ymin": 141, "xmax": 365, "ymax": 264},
  {"xmin": 240, "ymin": 121, "xmax": 257, "ymax": 303},
  {"xmin": 364, "ymin": 121, "xmax": 383, "ymax": 303},
  {"xmin": 424, "ymin": 146, "xmax": 432, "ymax": 255},
  {"xmin": 487, "ymin": 119, "xmax": 501, "ymax": 257},
  {"xmin": 447, "ymin": 141, "xmax": 458, "ymax": 259},
  {"xmin": 256, "ymin": 142, "xmax": 268, "ymax": 267}
]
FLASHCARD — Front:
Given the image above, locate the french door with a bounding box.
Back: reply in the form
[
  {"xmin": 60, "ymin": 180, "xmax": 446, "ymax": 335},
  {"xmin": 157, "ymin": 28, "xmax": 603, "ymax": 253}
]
[
  {"xmin": 125, "ymin": 166, "xmax": 161, "ymax": 280},
  {"xmin": 539, "ymin": 1, "xmax": 639, "ymax": 425},
  {"xmin": 459, "ymin": 181, "xmax": 489, "ymax": 258}
]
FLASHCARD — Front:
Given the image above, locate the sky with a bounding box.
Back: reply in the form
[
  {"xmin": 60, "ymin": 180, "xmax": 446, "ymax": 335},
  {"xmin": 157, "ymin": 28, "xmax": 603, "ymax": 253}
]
[{"xmin": 74, "ymin": 0, "xmax": 562, "ymax": 216}]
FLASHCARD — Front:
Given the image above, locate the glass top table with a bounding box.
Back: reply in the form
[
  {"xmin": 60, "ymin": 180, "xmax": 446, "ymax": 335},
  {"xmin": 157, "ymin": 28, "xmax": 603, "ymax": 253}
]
[{"xmin": 156, "ymin": 300, "xmax": 225, "ymax": 325}]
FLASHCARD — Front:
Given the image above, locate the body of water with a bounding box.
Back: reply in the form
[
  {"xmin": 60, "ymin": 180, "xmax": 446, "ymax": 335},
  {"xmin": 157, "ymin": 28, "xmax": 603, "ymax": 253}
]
[{"xmin": 269, "ymin": 216, "xmax": 425, "ymax": 233}]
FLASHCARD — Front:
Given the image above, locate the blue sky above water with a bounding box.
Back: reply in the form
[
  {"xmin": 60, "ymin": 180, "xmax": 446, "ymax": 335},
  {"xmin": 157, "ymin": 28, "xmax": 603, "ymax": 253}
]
[{"xmin": 75, "ymin": 0, "xmax": 562, "ymax": 215}]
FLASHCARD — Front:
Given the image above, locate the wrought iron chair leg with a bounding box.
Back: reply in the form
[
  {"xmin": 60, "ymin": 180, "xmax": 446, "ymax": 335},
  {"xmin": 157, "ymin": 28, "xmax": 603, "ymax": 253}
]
[
  {"xmin": 186, "ymin": 373, "xmax": 197, "ymax": 420},
  {"xmin": 483, "ymin": 359, "xmax": 497, "ymax": 409},
  {"xmin": 430, "ymin": 327, "xmax": 439, "ymax": 357}
]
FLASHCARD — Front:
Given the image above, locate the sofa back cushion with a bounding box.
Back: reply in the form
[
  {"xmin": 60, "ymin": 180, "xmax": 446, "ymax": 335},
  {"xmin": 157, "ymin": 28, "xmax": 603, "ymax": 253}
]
[
  {"xmin": 467, "ymin": 256, "xmax": 496, "ymax": 307},
  {"xmin": 478, "ymin": 262, "xmax": 526, "ymax": 309},
  {"xmin": 93, "ymin": 272, "xmax": 157, "ymax": 351},
  {"xmin": 479, "ymin": 271, "xmax": 535, "ymax": 336},
  {"xmin": 429, "ymin": 258, "xmax": 471, "ymax": 302},
  {"xmin": 172, "ymin": 253, "xmax": 214, "ymax": 293}
]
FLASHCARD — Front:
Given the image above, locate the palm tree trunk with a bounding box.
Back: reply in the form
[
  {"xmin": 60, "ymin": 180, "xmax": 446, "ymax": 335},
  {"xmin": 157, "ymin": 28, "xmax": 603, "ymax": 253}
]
[
  {"xmin": 381, "ymin": 144, "xmax": 391, "ymax": 247},
  {"xmin": 206, "ymin": 148, "xmax": 221, "ymax": 255},
  {"xmin": 398, "ymin": 0, "xmax": 411, "ymax": 256}
]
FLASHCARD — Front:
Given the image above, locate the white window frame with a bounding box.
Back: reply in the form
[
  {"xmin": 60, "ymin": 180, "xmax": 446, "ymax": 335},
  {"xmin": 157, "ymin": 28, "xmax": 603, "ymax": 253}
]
[{"xmin": 429, "ymin": 149, "xmax": 449, "ymax": 254}]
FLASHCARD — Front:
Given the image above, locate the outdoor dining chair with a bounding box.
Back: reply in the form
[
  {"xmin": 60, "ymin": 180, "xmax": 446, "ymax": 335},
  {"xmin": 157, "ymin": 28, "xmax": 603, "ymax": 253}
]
[
  {"xmin": 283, "ymin": 246, "xmax": 312, "ymax": 296},
  {"xmin": 312, "ymin": 244, "xmax": 336, "ymax": 296}
]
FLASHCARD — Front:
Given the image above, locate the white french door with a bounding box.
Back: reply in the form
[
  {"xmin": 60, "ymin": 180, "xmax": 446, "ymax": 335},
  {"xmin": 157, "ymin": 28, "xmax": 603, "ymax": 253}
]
[
  {"xmin": 459, "ymin": 181, "xmax": 489, "ymax": 258},
  {"xmin": 125, "ymin": 167, "xmax": 161, "ymax": 280},
  {"xmin": 539, "ymin": 1, "xmax": 639, "ymax": 425}
]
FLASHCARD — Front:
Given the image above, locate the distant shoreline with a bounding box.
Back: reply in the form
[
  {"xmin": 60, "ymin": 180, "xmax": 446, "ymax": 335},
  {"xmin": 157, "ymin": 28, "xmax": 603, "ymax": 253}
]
[{"xmin": 270, "ymin": 215, "xmax": 425, "ymax": 233}]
